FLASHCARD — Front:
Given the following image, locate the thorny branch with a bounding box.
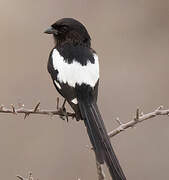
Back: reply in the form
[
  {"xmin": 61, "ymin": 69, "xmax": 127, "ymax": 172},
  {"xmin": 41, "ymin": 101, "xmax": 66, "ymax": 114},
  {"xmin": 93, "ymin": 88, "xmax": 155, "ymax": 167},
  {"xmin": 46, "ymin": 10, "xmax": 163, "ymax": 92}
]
[
  {"xmin": 1, "ymin": 101, "xmax": 169, "ymax": 180},
  {"xmin": 108, "ymin": 105, "xmax": 169, "ymax": 137},
  {"xmin": 1, "ymin": 101, "xmax": 168, "ymax": 138},
  {"xmin": 0, "ymin": 99, "xmax": 75, "ymax": 121}
]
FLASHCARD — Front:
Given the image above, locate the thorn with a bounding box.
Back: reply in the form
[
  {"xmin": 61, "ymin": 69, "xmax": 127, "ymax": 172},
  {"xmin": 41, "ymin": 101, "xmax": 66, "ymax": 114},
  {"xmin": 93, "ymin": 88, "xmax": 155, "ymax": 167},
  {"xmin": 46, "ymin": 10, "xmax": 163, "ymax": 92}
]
[
  {"xmin": 85, "ymin": 145, "xmax": 91, "ymax": 150},
  {"xmin": 56, "ymin": 97, "xmax": 59, "ymax": 110},
  {"xmin": 115, "ymin": 117, "xmax": 122, "ymax": 125},
  {"xmin": 156, "ymin": 105, "xmax": 163, "ymax": 111},
  {"xmin": 16, "ymin": 175, "xmax": 24, "ymax": 180},
  {"xmin": 11, "ymin": 104, "xmax": 17, "ymax": 114},
  {"xmin": 0, "ymin": 104, "xmax": 4, "ymax": 110},
  {"xmin": 28, "ymin": 172, "xmax": 33, "ymax": 180},
  {"xmin": 136, "ymin": 107, "xmax": 139, "ymax": 119},
  {"xmin": 134, "ymin": 107, "xmax": 140, "ymax": 121},
  {"xmin": 33, "ymin": 102, "xmax": 40, "ymax": 112},
  {"xmin": 140, "ymin": 112, "xmax": 144, "ymax": 116},
  {"xmin": 24, "ymin": 113, "xmax": 30, "ymax": 120}
]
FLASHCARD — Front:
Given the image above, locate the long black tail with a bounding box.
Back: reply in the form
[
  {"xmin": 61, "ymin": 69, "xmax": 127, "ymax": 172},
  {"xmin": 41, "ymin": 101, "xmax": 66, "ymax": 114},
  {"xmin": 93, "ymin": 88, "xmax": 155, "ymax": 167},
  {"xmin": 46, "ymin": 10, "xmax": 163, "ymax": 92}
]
[{"xmin": 78, "ymin": 101, "xmax": 126, "ymax": 180}]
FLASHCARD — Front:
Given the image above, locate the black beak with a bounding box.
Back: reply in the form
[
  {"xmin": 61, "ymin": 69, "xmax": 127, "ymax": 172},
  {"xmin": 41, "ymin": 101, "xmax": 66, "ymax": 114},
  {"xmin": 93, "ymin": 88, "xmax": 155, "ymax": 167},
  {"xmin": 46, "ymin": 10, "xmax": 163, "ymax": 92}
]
[{"xmin": 44, "ymin": 26, "xmax": 58, "ymax": 35}]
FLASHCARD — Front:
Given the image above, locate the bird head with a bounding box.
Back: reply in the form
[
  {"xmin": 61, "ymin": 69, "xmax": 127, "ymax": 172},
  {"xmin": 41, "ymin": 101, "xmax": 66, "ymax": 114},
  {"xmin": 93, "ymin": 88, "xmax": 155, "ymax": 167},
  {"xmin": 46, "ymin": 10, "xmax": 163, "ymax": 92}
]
[{"xmin": 44, "ymin": 18, "xmax": 91, "ymax": 47}]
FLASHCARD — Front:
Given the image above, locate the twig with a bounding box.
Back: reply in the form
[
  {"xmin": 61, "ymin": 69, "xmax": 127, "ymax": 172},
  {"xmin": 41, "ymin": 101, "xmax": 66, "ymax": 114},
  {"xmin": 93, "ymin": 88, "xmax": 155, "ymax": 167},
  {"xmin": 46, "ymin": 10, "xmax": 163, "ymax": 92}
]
[
  {"xmin": 0, "ymin": 99, "xmax": 75, "ymax": 120},
  {"xmin": 16, "ymin": 172, "xmax": 37, "ymax": 180},
  {"xmin": 86, "ymin": 146, "xmax": 106, "ymax": 180},
  {"xmin": 108, "ymin": 106, "xmax": 169, "ymax": 138},
  {"xmin": 95, "ymin": 159, "xmax": 106, "ymax": 180}
]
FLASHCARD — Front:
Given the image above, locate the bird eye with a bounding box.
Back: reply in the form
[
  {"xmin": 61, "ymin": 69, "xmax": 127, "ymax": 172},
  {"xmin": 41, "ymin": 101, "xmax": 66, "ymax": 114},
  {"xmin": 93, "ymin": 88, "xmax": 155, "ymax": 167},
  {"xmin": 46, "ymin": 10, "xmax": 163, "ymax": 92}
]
[{"xmin": 61, "ymin": 25, "xmax": 68, "ymax": 32}]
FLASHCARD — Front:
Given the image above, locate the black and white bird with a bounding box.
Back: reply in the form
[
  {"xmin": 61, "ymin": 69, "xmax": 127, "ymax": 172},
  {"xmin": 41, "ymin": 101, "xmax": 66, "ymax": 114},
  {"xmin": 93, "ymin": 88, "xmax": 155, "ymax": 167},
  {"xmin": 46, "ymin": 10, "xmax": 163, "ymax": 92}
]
[{"xmin": 44, "ymin": 18, "xmax": 126, "ymax": 180}]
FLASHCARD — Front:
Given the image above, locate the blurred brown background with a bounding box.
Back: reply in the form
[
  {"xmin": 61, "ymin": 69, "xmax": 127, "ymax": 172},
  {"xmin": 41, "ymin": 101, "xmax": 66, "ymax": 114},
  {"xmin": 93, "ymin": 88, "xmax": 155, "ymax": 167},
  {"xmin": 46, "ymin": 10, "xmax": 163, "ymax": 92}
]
[{"xmin": 0, "ymin": 0, "xmax": 169, "ymax": 179}]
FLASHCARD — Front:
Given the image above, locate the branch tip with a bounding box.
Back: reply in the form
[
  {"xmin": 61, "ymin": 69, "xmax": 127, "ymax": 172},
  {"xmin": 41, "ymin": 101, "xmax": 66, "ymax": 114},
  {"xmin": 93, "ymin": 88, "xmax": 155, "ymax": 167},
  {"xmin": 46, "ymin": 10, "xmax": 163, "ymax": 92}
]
[{"xmin": 109, "ymin": 105, "xmax": 169, "ymax": 137}]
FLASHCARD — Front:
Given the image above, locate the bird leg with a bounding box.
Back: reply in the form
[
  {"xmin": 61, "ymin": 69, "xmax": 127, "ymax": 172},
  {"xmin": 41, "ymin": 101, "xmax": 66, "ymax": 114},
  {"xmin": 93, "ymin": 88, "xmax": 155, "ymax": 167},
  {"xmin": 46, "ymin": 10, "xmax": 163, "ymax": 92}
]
[{"xmin": 58, "ymin": 99, "xmax": 69, "ymax": 122}]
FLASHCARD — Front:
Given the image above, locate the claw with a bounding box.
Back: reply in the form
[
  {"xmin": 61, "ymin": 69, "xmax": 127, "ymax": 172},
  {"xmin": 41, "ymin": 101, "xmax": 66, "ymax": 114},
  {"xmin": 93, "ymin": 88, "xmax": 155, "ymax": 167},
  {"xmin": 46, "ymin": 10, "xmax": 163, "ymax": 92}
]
[
  {"xmin": 58, "ymin": 99, "xmax": 69, "ymax": 122},
  {"xmin": 62, "ymin": 99, "xmax": 67, "ymax": 109}
]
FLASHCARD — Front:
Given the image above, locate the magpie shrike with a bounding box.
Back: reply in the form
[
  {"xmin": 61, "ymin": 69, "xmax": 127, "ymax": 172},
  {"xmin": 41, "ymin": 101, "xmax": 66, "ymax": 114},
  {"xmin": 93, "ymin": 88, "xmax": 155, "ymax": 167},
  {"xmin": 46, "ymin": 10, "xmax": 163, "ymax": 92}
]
[{"xmin": 44, "ymin": 18, "xmax": 126, "ymax": 180}]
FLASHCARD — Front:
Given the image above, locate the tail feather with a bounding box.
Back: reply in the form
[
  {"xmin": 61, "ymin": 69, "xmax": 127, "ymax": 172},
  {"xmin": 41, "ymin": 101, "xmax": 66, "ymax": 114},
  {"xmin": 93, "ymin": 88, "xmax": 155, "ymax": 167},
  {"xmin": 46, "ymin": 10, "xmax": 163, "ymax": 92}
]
[
  {"xmin": 78, "ymin": 101, "xmax": 126, "ymax": 180},
  {"xmin": 79, "ymin": 102, "xmax": 104, "ymax": 164}
]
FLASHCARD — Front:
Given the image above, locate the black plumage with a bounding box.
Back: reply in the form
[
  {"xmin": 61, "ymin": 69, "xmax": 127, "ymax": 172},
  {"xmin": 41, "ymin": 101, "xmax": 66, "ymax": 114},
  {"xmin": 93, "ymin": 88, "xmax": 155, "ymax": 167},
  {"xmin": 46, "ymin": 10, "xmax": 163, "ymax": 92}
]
[
  {"xmin": 58, "ymin": 43, "xmax": 95, "ymax": 65},
  {"xmin": 45, "ymin": 18, "xmax": 126, "ymax": 180}
]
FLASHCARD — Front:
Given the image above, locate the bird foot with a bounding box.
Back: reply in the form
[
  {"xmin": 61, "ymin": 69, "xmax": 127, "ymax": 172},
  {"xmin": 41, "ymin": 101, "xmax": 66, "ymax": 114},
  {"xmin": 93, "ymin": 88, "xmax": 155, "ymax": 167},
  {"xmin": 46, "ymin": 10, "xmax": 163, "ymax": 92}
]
[{"xmin": 58, "ymin": 99, "xmax": 69, "ymax": 122}]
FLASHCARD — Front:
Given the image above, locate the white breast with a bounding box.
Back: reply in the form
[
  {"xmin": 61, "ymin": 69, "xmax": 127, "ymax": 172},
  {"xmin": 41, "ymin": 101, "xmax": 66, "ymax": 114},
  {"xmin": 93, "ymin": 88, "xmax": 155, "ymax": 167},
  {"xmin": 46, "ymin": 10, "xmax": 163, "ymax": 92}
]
[{"xmin": 52, "ymin": 49, "xmax": 99, "ymax": 87}]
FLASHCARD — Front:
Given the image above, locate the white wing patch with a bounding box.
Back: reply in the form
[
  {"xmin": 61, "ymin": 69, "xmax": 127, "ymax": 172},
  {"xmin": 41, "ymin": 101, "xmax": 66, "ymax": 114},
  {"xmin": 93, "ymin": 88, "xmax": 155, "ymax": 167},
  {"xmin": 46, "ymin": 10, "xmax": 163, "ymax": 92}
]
[
  {"xmin": 52, "ymin": 49, "xmax": 99, "ymax": 87},
  {"xmin": 71, "ymin": 98, "xmax": 78, "ymax": 104},
  {"xmin": 54, "ymin": 80, "xmax": 61, "ymax": 89}
]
